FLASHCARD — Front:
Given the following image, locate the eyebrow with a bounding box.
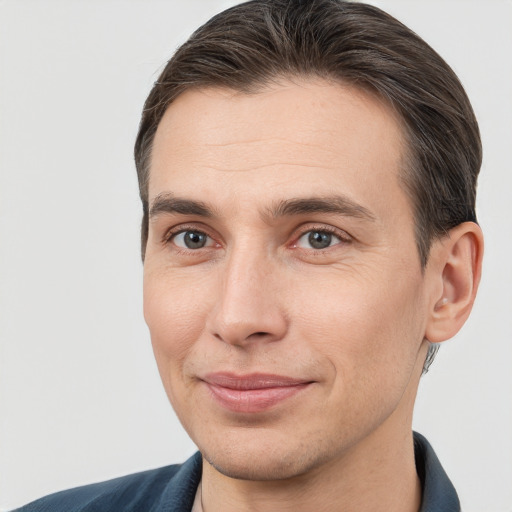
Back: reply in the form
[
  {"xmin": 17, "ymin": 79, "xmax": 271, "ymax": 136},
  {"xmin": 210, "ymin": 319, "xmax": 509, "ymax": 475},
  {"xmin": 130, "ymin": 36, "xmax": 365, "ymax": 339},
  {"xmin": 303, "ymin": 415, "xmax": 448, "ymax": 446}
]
[
  {"xmin": 149, "ymin": 192, "xmax": 376, "ymax": 222},
  {"xmin": 268, "ymin": 196, "xmax": 376, "ymax": 222},
  {"xmin": 149, "ymin": 193, "xmax": 215, "ymax": 219}
]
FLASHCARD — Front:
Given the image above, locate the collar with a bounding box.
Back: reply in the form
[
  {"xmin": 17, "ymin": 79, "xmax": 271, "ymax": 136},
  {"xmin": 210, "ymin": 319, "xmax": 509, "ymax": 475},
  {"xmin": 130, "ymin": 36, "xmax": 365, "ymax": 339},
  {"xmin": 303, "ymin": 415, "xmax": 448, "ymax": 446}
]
[{"xmin": 414, "ymin": 431, "xmax": 460, "ymax": 512}]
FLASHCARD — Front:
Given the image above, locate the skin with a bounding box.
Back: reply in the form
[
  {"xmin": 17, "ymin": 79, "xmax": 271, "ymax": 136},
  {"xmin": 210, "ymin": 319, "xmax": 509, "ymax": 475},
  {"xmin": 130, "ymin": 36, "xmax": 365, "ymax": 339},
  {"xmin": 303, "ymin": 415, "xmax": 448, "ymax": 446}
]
[{"xmin": 143, "ymin": 79, "xmax": 483, "ymax": 511}]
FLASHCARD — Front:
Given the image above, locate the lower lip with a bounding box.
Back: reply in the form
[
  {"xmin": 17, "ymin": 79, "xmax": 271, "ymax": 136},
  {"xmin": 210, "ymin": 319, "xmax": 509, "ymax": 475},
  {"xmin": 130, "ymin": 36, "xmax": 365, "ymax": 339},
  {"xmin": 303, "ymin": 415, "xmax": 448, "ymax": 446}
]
[{"xmin": 205, "ymin": 382, "xmax": 310, "ymax": 413}]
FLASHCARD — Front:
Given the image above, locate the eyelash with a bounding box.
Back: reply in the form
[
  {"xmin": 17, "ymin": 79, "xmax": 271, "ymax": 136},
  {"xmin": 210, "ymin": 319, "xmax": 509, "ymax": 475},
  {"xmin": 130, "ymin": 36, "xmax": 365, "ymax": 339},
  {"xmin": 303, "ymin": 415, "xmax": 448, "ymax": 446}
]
[{"xmin": 162, "ymin": 224, "xmax": 351, "ymax": 252}]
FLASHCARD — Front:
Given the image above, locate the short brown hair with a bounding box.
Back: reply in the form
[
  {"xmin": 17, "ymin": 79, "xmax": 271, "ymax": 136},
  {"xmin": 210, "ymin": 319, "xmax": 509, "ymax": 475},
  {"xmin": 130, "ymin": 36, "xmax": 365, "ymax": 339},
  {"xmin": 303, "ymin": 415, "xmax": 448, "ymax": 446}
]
[{"xmin": 135, "ymin": 0, "xmax": 481, "ymax": 267}]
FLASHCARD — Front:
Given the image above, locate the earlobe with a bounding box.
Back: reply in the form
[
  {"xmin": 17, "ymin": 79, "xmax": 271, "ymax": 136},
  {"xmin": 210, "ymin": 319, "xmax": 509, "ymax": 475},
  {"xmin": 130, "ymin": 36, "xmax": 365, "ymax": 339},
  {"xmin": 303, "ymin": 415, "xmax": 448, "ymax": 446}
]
[{"xmin": 425, "ymin": 222, "xmax": 484, "ymax": 343}]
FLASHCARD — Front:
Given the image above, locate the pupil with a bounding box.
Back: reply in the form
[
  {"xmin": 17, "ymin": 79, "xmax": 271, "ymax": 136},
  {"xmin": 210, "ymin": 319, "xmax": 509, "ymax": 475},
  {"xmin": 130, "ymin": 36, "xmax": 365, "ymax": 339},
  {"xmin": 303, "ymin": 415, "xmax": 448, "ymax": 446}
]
[
  {"xmin": 309, "ymin": 231, "xmax": 331, "ymax": 249},
  {"xmin": 185, "ymin": 231, "xmax": 206, "ymax": 249}
]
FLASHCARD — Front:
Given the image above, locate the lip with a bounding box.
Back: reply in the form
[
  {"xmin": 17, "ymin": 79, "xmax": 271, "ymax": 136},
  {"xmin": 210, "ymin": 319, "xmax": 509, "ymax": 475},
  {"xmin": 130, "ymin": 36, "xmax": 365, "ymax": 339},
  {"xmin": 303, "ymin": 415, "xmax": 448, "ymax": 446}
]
[{"xmin": 201, "ymin": 372, "xmax": 313, "ymax": 413}]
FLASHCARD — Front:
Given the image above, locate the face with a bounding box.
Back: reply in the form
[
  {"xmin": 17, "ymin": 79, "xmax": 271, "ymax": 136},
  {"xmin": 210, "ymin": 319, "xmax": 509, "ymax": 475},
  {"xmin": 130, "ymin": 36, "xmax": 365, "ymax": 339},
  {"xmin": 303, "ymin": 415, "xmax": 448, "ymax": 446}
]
[{"xmin": 144, "ymin": 80, "xmax": 434, "ymax": 481}]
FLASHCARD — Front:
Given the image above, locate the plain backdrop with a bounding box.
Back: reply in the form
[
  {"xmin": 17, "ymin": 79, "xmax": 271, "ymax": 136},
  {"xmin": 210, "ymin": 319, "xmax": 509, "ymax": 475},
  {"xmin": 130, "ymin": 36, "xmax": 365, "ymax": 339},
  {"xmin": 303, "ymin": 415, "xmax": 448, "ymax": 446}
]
[{"xmin": 1, "ymin": 1, "xmax": 511, "ymax": 510}]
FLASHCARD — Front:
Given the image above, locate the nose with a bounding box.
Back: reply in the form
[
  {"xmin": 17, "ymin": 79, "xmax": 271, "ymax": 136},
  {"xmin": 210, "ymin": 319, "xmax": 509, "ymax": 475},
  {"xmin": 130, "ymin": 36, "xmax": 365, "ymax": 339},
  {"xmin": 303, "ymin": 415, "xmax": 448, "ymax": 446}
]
[{"xmin": 205, "ymin": 243, "xmax": 288, "ymax": 347}]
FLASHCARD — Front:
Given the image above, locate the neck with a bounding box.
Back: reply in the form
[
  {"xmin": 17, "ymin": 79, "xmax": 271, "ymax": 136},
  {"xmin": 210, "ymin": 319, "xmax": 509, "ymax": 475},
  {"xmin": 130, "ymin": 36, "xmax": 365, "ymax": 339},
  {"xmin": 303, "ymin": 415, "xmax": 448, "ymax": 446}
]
[{"xmin": 198, "ymin": 427, "xmax": 421, "ymax": 512}]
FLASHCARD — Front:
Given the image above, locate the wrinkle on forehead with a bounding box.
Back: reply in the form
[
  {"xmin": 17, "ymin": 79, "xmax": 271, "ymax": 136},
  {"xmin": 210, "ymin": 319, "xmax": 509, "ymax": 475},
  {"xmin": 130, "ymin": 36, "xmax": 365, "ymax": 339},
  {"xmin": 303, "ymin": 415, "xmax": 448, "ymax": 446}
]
[{"xmin": 154, "ymin": 134, "xmax": 374, "ymax": 178}]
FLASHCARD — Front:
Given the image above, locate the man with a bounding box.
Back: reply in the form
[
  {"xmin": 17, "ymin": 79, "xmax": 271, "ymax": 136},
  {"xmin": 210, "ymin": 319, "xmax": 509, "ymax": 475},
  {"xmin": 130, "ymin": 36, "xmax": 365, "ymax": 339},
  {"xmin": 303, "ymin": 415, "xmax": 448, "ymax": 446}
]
[{"xmin": 14, "ymin": 0, "xmax": 483, "ymax": 511}]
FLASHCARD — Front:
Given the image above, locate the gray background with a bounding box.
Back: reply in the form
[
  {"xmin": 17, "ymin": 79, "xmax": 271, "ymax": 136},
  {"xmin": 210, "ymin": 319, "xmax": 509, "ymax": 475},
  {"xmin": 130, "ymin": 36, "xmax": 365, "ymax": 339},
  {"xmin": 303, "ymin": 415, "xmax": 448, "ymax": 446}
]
[{"xmin": 1, "ymin": 0, "xmax": 511, "ymax": 510}]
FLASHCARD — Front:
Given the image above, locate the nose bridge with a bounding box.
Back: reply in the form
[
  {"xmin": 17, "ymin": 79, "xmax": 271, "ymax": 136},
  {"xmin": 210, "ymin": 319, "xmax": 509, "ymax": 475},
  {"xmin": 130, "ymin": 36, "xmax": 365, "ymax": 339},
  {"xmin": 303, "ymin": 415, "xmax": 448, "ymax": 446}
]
[{"xmin": 207, "ymin": 238, "xmax": 287, "ymax": 345}]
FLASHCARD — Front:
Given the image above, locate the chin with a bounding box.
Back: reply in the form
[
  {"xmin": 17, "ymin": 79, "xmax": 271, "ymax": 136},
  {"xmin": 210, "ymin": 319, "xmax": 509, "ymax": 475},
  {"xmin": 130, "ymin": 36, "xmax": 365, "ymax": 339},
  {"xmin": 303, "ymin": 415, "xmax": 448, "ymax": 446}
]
[
  {"xmin": 199, "ymin": 434, "xmax": 337, "ymax": 482},
  {"xmin": 204, "ymin": 453, "xmax": 308, "ymax": 481}
]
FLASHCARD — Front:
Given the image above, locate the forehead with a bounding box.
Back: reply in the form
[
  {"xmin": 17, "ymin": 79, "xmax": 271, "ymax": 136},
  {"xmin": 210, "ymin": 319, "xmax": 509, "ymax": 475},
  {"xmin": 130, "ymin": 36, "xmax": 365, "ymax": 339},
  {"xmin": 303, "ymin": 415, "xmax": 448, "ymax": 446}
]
[{"xmin": 149, "ymin": 79, "xmax": 409, "ymax": 222}]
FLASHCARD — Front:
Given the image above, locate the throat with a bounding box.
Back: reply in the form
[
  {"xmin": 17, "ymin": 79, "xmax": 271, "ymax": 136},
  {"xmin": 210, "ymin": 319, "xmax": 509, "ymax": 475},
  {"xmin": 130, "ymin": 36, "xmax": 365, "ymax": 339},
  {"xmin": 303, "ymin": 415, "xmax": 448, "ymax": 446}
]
[{"xmin": 191, "ymin": 480, "xmax": 203, "ymax": 512}]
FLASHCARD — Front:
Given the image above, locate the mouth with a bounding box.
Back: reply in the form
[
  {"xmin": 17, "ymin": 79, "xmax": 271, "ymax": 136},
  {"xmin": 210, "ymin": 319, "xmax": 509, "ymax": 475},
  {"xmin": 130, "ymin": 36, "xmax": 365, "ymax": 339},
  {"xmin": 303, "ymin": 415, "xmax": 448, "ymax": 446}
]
[{"xmin": 201, "ymin": 372, "xmax": 313, "ymax": 413}]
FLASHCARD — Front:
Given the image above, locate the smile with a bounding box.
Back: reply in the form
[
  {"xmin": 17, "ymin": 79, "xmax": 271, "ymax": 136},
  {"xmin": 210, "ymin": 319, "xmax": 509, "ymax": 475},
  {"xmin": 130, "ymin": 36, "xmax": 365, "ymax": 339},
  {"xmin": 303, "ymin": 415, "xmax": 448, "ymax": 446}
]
[{"xmin": 202, "ymin": 373, "xmax": 313, "ymax": 413}]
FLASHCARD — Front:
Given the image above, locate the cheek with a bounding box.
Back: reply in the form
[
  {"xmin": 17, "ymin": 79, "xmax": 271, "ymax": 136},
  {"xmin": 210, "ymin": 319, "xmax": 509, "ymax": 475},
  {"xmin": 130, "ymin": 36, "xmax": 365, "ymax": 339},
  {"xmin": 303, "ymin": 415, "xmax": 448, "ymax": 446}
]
[
  {"xmin": 142, "ymin": 270, "xmax": 215, "ymax": 428},
  {"xmin": 301, "ymin": 276, "xmax": 426, "ymax": 432},
  {"xmin": 294, "ymin": 267, "xmax": 426, "ymax": 381},
  {"xmin": 143, "ymin": 269, "xmax": 209, "ymax": 373}
]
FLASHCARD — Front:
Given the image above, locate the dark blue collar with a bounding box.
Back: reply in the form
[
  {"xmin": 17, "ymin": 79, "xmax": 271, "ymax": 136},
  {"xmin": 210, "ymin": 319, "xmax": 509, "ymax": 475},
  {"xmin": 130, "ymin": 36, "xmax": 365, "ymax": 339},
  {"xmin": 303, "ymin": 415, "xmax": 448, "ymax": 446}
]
[{"xmin": 414, "ymin": 431, "xmax": 460, "ymax": 511}]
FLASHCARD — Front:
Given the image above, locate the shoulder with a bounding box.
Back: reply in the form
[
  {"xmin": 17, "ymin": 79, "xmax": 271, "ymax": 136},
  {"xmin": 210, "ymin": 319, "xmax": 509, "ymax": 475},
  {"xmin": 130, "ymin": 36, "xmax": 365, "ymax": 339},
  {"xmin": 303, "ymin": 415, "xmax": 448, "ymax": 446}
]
[{"xmin": 12, "ymin": 452, "xmax": 202, "ymax": 512}]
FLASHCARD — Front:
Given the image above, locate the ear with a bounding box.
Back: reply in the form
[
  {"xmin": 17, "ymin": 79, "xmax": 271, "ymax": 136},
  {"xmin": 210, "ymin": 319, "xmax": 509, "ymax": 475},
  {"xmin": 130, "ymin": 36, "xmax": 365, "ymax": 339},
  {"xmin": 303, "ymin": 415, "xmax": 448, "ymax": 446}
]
[{"xmin": 425, "ymin": 222, "xmax": 484, "ymax": 343}]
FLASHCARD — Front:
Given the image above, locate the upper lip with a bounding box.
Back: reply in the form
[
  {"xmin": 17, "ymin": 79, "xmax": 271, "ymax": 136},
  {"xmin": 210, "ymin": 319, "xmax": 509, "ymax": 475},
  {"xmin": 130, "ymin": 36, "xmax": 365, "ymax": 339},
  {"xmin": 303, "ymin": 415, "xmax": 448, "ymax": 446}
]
[{"xmin": 202, "ymin": 372, "xmax": 312, "ymax": 390}]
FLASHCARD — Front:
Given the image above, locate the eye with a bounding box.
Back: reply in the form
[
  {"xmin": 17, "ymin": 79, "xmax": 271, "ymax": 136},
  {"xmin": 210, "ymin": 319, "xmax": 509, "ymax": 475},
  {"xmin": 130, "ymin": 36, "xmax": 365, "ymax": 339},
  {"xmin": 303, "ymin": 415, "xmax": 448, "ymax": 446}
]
[
  {"xmin": 172, "ymin": 230, "xmax": 213, "ymax": 250},
  {"xmin": 296, "ymin": 229, "xmax": 344, "ymax": 250}
]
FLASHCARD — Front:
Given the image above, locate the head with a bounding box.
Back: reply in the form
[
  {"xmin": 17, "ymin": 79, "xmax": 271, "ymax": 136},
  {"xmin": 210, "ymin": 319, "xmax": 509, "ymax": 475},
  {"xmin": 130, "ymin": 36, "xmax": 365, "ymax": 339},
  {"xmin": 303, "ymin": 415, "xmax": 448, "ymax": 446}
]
[{"xmin": 136, "ymin": 0, "xmax": 483, "ymax": 483}]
